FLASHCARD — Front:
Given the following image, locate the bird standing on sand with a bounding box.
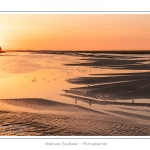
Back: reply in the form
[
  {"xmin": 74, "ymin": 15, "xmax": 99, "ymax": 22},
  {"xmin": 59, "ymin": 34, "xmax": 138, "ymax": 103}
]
[
  {"xmin": 132, "ymin": 99, "xmax": 134, "ymax": 104},
  {"xmin": 75, "ymin": 99, "xmax": 77, "ymax": 104},
  {"xmin": 89, "ymin": 100, "xmax": 92, "ymax": 105},
  {"xmin": 66, "ymin": 89, "xmax": 68, "ymax": 94}
]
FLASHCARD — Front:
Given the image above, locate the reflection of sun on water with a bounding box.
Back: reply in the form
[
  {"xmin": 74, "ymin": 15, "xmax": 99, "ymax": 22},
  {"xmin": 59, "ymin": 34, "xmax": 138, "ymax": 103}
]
[{"xmin": 0, "ymin": 69, "xmax": 68, "ymax": 99}]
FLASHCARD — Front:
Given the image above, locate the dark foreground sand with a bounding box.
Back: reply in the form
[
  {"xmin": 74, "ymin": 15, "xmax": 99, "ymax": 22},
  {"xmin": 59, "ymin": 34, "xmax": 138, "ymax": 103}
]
[
  {"xmin": 0, "ymin": 98, "xmax": 150, "ymax": 136},
  {"xmin": 0, "ymin": 110, "xmax": 150, "ymax": 136}
]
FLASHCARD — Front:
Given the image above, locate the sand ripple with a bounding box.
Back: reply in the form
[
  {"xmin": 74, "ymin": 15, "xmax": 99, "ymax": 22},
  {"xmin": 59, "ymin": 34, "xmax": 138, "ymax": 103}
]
[{"xmin": 0, "ymin": 111, "xmax": 149, "ymax": 136}]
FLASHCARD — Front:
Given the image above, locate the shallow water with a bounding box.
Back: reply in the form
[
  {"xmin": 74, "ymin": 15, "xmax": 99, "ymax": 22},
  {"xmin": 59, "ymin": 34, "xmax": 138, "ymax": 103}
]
[
  {"xmin": 0, "ymin": 52, "xmax": 150, "ymax": 127},
  {"xmin": 0, "ymin": 52, "xmax": 138, "ymax": 99},
  {"xmin": 0, "ymin": 52, "xmax": 150, "ymax": 101}
]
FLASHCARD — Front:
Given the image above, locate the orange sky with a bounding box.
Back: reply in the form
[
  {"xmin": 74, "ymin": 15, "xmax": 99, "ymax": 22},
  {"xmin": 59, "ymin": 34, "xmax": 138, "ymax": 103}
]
[{"xmin": 0, "ymin": 14, "xmax": 150, "ymax": 51}]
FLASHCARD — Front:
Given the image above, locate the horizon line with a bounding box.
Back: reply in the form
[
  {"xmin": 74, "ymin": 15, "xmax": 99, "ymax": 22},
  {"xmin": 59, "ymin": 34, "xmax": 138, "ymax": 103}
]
[{"xmin": 3, "ymin": 49, "xmax": 150, "ymax": 51}]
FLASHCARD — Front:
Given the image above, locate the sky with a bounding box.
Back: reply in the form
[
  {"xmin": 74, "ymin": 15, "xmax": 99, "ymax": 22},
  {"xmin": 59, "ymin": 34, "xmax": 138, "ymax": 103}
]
[{"xmin": 0, "ymin": 14, "xmax": 150, "ymax": 51}]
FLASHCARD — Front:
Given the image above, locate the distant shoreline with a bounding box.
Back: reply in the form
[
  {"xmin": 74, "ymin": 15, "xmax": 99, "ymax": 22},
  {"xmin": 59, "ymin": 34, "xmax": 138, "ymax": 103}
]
[{"xmin": 4, "ymin": 50, "xmax": 150, "ymax": 54}]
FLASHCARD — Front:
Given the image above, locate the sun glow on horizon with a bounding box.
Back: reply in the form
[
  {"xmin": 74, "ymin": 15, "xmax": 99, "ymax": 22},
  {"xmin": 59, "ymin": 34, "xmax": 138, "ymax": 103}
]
[{"xmin": 1, "ymin": 14, "xmax": 150, "ymax": 51}]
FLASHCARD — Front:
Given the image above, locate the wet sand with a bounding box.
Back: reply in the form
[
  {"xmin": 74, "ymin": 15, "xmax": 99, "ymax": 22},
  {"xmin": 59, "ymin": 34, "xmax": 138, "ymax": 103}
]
[
  {"xmin": 0, "ymin": 52, "xmax": 150, "ymax": 136},
  {"xmin": 66, "ymin": 53, "xmax": 150, "ymax": 100},
  {"xmin": 0, "ymin": 98, "xmax": 150, "ymax": 136}
]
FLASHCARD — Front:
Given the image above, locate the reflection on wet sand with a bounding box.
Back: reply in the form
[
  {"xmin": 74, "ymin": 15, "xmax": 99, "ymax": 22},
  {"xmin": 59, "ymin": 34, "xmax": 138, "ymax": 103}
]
[{"xmin": 0, "ymin": 52, "xmax": 150, "ymax": 135}]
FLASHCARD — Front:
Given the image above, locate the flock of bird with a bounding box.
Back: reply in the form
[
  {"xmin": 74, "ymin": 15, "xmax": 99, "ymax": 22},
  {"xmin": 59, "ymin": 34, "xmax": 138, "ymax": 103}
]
[
  {"xmin": 23, "ymin": 65, "xmax": 136, "ymax": 105},
  {"xmin": 20, "ymin": 55, "xmax": 140, "ymax": 106}
]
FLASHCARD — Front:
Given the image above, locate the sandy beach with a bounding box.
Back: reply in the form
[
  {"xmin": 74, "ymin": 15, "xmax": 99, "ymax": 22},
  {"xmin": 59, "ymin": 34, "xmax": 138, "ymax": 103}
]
[
  {"xmin": 0, "ymin": 98, "xmax": 150, "ymax": 136},
  {"xmin": 0, "ymin": 51, "xmax": 150, "ymax": 136}
]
